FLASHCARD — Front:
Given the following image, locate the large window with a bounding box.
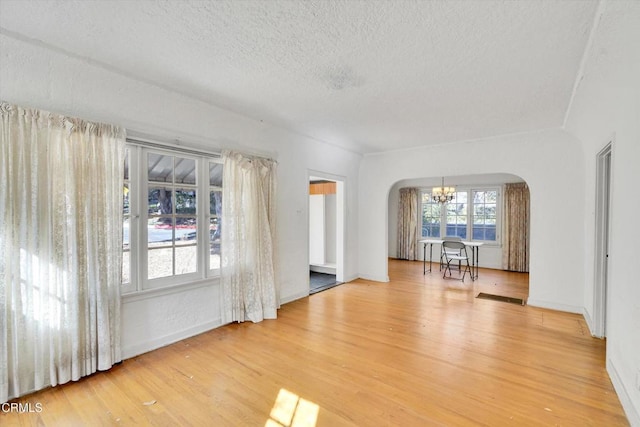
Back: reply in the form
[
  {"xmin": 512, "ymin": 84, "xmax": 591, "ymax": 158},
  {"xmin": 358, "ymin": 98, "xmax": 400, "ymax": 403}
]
[
  {"xmin": 122, "ymin": 143, "xmax": 222, "ymax": 293},
  {"xmin": 446, "ymin": 191, "xmax": 468, "ymax": 239},
  {"xmin": 421, "ymin": 192, "xmax": 441, "ymax": 238},
  {"xmin": 472, "ymin": 190, "xmax": 497, "ymax": 241},
  {"xmin": 421, "ymin": 187, "xmax": 500, "ymax": 243}
]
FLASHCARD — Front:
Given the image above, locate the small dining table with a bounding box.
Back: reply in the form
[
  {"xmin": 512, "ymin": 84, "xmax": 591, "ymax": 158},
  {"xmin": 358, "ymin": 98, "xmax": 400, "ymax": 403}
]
[{"xmin": 419, "ymin": 239, "xmax": 484, "ymax": 280}]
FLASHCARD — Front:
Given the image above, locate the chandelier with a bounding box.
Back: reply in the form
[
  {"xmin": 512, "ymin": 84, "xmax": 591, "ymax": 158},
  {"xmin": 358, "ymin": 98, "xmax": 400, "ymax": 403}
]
[{"xmin": 432, "ymin": 177, "xmax": 455, "ymax": 204}]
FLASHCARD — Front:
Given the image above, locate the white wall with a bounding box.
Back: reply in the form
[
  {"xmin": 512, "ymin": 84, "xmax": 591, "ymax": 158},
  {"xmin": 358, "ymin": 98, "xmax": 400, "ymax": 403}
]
[
  {"xmin": 564, "ymin": 1, "xmax": 640, "ymax": 423},
  {"xmin": 359, "ymin": 129, "xmax": 586, "ymax": 313},
  {"xmin": 308, "ymin": 193, "xmax": 337, "ymax": 268},
  {"xmin": 309, "ymin": 194, "xmax": 326, "ymax": 265},
  {"xmin": 324, "ymin": 194, "xmax": 337, "ymax": 264},
  {"xmin": 388, "ymin": 174, "xmax": 524, "ymax": 269},
  {"xmin": 0, "ymin": 33, "xmax": 361, "ymax": 358}
]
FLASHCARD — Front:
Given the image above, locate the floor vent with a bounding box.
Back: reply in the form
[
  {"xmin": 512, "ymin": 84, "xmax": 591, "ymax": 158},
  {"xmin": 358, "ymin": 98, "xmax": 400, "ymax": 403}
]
[{"xmin": 476, "ymin": 292, "xmax": 525, "ymax": 306}]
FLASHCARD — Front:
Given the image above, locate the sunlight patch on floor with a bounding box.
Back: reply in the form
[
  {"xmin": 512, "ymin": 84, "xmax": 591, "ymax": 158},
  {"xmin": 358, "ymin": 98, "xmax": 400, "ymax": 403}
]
[{"xmin": 266, "ymin": 388, "xmax": 319, "ymax": 427}]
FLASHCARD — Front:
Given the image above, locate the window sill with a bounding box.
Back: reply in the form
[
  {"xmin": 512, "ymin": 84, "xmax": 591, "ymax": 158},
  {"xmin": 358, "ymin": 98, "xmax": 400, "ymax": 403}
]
[{"xmin": 122, "ymin": 276, "xmax": 220, "ymax": 303}]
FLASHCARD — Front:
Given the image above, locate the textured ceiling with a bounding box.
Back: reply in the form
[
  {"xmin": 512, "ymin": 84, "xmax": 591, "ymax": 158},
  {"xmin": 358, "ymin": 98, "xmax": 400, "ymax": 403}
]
[{"xmin": 0, "ymin": 0, "xmax": 599, "ymax": 154}]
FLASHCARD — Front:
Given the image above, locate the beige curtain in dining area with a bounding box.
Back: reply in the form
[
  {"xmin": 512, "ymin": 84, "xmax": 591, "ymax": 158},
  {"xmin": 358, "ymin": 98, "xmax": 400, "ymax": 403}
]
[
  {"xmin": 397, "ymin": 187, "xmax": 420, "ymax": 261},
  {"xmin": 502, "ymin": 182, "xmax": 530, "ymax": 272}
]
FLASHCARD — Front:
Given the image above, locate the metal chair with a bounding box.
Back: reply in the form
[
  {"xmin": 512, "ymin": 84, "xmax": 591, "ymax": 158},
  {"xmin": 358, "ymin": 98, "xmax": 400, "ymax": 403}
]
[
  {"xmin": 440, "ymin": 236, "xmax": 462, "ymax": 271},
  {"xmin": 442, "ymin": 240, "xmax": 471, "ymax": 282}
]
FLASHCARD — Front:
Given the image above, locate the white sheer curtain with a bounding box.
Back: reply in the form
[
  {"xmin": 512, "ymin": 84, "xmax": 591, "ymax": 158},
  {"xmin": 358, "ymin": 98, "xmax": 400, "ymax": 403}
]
[
  {"xmin": 0, "ymin": 102, "xmax": 125, "ymax": 403},
  {"xmin": 221, "ymin": 150, "xmax": 278, "ymax": 323}
]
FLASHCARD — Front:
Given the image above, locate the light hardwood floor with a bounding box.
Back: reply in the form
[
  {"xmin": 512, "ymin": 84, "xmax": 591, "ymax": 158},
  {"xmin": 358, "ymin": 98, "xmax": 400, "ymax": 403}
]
[{"xmin": 2, "ymin": 260, "xmax": 628, "ymax": 426}]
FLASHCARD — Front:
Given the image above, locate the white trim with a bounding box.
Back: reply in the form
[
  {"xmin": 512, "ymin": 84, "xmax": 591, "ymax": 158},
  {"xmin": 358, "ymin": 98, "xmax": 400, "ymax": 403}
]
[
  {"xmin": 343, "ymin": 274, "xmax": 359, "ymax": 283},
  {"xmin": 582, "ymin": 307, "xmax": 596, "ymax": 337},
  {"xmin": 127, "ymin": 136, "xmax": 221, "ymax": 158},
  {"xmin": 122, "ymin": 277, "xmax": 219, "ymax": 303},
  {"xmin": 526, "ymin": 299, "xmax": 583, "ymax": 314},
  {"xmin": 591, "ymin": 139, "xmax": 614, "ymax": 338},
  {"xmin": 121, "ymin": 318, "xmax": 222, "ymax": 360},
  {"xmin": 358, "ymin": 274, "xmax": 390, "ymax": 283},
  {"xmin": 562, "ymin": 0, "xmax": 607, "ymax": 128},
  {"xmin": 310, "ymin": 264, "xmax": 337, "ymax": 275},
  {"xmin": 607, "ymin": 358, "xmax": 640, "ymax": 426},
  {"xmin": 280, "ymin": 290, "xmax": 311, "ymax": 305},
  {"xmin": 307, "ymin": 170, "xmax": 347, "ymax": 284}
]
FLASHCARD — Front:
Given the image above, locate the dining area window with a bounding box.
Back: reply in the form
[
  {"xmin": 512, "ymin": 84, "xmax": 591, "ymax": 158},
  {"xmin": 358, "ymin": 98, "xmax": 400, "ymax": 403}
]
[{"xmin": 421, "ymin": 187, "xmax": 500, "ymax": 243}]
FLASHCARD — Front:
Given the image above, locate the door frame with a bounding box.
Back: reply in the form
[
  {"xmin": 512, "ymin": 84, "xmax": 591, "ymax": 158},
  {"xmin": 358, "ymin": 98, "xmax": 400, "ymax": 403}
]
[
  {"xmin": 593, "ymin": 140, "xmax": 613, "ymax": 338},
  {"xmin": 308, "ymin": 170, "xmax": 346, "ymax": 284}
]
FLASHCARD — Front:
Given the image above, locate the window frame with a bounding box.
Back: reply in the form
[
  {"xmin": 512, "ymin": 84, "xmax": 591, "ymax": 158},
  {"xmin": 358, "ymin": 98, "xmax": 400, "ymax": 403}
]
[
  {"xmin": 419, "ymin": 185, "xmax": 502, "ymax": 245},
  {"xmin": 122, "ymin": 141, "xmax": 222, "ymax": 295},
  {"xmin": 206, "ymin": 159, "xmax": 223, "ymax": 275}
]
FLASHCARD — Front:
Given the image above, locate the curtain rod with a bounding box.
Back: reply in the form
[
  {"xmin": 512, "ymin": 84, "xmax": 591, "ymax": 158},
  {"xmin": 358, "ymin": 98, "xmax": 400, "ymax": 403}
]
[
  {"xmin": 126, "ymin": 136, "xmax": 222, "ymax": 158},
  {"xmin": 126, "ymin": 137, "xmax": 277, "ymax": 163}
]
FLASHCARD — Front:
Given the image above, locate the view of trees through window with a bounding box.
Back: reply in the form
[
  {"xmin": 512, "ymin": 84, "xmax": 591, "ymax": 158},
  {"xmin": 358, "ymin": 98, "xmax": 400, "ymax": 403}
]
[
  {"xmin": 421, "ymin": 188, "xmax": 499, "ymax": 242},
  {"xmin": 122, "ymin": 145, "xmax": 222, "ymax": 292},
  {"xmin": 146, "ymin": 153, "xmax": 198, "ymax": 279}
]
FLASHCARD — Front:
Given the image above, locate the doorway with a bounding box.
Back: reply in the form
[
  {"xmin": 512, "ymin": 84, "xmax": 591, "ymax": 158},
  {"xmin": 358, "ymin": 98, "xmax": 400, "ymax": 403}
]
[
  {"xmin": 308, "ymin": 174, "xmax": 345, "ymax": 294},
  {"xmin": 593, "ymin": 142, "xmax": 612, "ymax": 338}
]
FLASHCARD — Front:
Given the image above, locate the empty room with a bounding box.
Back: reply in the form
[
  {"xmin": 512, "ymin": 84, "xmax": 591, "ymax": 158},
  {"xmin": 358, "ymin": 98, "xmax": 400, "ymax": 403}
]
[{"xmin": 1, "ymin": 0, "xmax": 639, "ymax": 425}]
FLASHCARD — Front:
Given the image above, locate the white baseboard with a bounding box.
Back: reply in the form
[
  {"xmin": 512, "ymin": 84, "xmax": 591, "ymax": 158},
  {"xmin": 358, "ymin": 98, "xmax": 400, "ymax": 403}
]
[
  {"xmin": 342, "ymin": 274, "xmax": 359, "ymax": 283},
  {"xmin": 526, "ymin": 298, "xmax": 582, "ymax": 314},
  {"xmin": 122, "ymin": 318, "xmax": 222, "ymax": 360},
  {"xmin": 607, "ymin": 358, "xmax": 640, "ymax": 426},
  {"xmin": 582, "ymin": 308, "xmax": 599, "ymax": 337},
  {"xmin": 280, "ymin": 290, "xmax": 310, "ymax": 305},
  {"xmin": 358, "ymin": 274, "xmax": 389, "ymax": 282},
  {"xmin": 310, "ymin": 265, "xmax": 337, "ymax": 274}
]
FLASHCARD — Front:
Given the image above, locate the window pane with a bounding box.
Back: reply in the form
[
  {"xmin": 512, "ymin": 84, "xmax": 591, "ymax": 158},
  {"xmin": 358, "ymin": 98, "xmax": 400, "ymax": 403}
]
[
  {"xmin": 176, "ymin": 246, "xmax": 198, "ymax": 275},
  {"xmin": 122, "ymin": 249, "xmax": 130, "ymax": 284},
  {"xmin": 421, "ymin": 193, "xmax": 441, "ymax": 238},
  {"xmin": 124, "ymin": 150, "xmax": 129, "ymax": 181},
  {"xmin": 148, "ymin": 153, "xmax": 173, "ymax": 182},
  {"xmin": 123, "ymin": 216, "xmax": 130, "ymax": 284},
  {"xmin": 486, "ymin": 226, "xmax": 496, "ymax": 241},
  {"xmin": 473, "ymin": 227, "xmax": 483, "ymax": 240},
  {"xmin": 126, "ymin": 147, "xmax": 219, "ymax": 290},
  {"xmin": 456, "ymin": 191, "xmax": 467, "ymax": 204},
  {"xmin": 471, "ymin": 189, "xmax": 498, "ymax": 241},
  {"xmin": 176, "ymin": 221, "xmax": 197, "ymax": 246},
  {"xmin": 208, "ymin": 161, "xmax": 223, "ymax": 272},
  {"xmin": 210, "ymin": 190, "xmax": 222, "ymax": 216},
  {"xmin": 123, "ymin": 184, "xmax": 130, "ymax": 215},
  {"xmin": 148, "ymin": 219, "xmax": 174, "ymax": 244},
  {"xmin": 123, "ymin": 217, "xmax": 130, "ymax": 247},
  {"xmin": 446, "ymin": 225, "xmax": 466, "ymax": 239},
  {"xmin": 122, "ymin": 168, "xmax": 130, "ymax": 285},
  {"xmin": 422, "ymin": 222, "xmax": 440, "ymax": 238},
  {"xmin": 174, "ymin": 157, "xmax": 196, "ymax": 185},
  {"xmin": 210, "ymin": 162, "xmax": 223, "ymax": 187},
  {"xmin": 148, "ymin": 248, "xmax": 173, "ymax": 279},
  {"xmin": 446, "ymin": 191, "xmax": 467, "ymax": 239},
  {"xmin": 149, "ymin": 188, "xmax": 173, "ymax": 215},
  {"xmin": 175, "ymin": 189, "xmax": 196, "ymax": 215},
  {"xmin": 210, "ymin": 217, "xmax": 221, "ymax": 270}
]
